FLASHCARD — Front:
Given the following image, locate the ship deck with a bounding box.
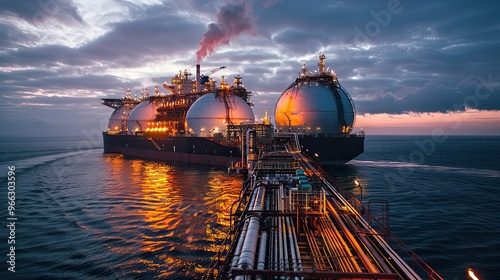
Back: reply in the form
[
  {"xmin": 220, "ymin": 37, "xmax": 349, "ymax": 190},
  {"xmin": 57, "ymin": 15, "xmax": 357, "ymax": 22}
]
[{"xmin": 203, "ymin": 147, "xmax": 443, "ymax": 280}]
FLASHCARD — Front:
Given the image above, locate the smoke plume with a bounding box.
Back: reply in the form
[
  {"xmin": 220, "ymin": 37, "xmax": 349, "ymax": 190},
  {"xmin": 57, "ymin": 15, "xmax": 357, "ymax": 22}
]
[{"xmin": 196, "ymin": 1, "xmax": 254, "ymax": 63}]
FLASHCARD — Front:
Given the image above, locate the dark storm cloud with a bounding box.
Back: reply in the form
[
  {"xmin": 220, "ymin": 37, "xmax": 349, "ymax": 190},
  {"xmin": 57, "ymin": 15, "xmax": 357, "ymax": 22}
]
[
  {"xmin": 0, "ymin": 11, "xmax": 203, "ymax": 68},
  {"xmin": 79, "ymin": 14, "xmax": 202, "ymax": 67},
  {"xmin": 0, "ymin": 45, "xmax": 84, "ymax": 67},
  {"xmin": 0, "ymin": 101, "xmax": 110, "ymax": 136},
  {"xmin": 271, "ymin": 28, "xmax": 330, "ymax": 54},
  {"xmin": 355, "ymin": 76, "xmax": 500, "ymax": 115},
  {"xmin": 78, "ymin": 0, "xmax": 211, "ymax": 64},
  {"xmin": 0, "ymin": 69, "xmax": 134, "ymax": 98}
]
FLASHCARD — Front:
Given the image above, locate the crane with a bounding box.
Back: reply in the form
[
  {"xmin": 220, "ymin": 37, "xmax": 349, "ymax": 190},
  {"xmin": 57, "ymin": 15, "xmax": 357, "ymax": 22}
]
[
  {"xmin": 200, "ymin": 66, "xmax": 226, "ymax": 85},
  {"xmin": 203, "ymin": 66, "xmax": 226, "ymax": 77}
]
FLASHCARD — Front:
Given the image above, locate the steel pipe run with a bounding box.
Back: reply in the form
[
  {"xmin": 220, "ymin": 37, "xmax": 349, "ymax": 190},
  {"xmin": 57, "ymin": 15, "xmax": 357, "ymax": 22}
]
[
  {"xmin": 255, "ymin": 231, "xmax": 268, "ymax": 280},
  {"xmin": 235, "ymin": 181, "xmax": 304, "ymax": 278},
  {"xmin": 237, "ymin": 217, "xmax": 260, "ymax": 270},
  {"xmin": 278, "ymin": 216, "xmax": 284, "ymax": 271},
  {"xmin": 233, "ymin": 185, "xmax": 266, "ymax": 280},
  {"xmin": 231, "ymin": 218, "xmax": 250, "ymax": 269},
  {"xmin": 272, "ymin": 189, "xmax": 278, "ymax": 271},
  {"xmin": 277, "ymin": 186, "xmax": 289, "ymax": 272},
  {"xmin": 252, "ymin": 186, "xmax": 266, "ymax": 212},
  {"xmin": 318, "ymin": 217, "xmax": 360, "ymax": 272},
  {"xmin": 281, "ymin": 216, "xmax": 290, "ymax": 271},
  {"xmin": 346, "ymin": 208, "xmax": 422, "ymax": 279},
  {"xmin": 326, "ymin": 201, "xmax": 382, "ymax": 273},
  {"xmin": 232, "ymin": 185, "xmax": 265, "ymax": 269},
  {"xmin": 286, "ymin": 216, "xmax": 301, "ymax": 278},
  {"xmin": 279, "ymin": 184, "xmax": 285, "ymax": 213},
  {"xmin": 289, "ymin": 217, "xmax": 303, "ymax": 273},
  {"xmin": 273, "ymin": 219, "xmax": 278, "ymax": 270}
]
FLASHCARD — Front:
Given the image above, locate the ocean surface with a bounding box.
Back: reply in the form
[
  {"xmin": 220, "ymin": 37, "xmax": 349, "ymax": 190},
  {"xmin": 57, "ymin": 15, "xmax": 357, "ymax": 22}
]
[{"xmin": 0, "ymin": 135, "xmax": 499, "ymax": 279}]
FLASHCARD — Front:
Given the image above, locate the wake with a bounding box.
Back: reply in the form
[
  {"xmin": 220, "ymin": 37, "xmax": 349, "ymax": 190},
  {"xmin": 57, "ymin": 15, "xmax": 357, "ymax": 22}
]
[
  {"xmin": 0, "ymin": 149, "xmax": 100, "ymax": 173},
  {"xmin": 350, "ymin": 160, "xmax": 500, "ymax": 178}
]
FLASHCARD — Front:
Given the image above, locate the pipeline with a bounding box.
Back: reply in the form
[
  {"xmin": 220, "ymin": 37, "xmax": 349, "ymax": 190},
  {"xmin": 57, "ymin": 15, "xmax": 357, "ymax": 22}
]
[
  {"xmin": 278, "ymin": 216, "xmax": 284, "ymax": 271},
  {"xmin": 318, "ymin": 217, "xmax": 360, "ymax": 272},
  {"xmin": 232, "ymin": 185, "xmax": 266, "ymax": 280},
  {"xmin": 255, "ymin": 231, "xmax": 268, "ymax": 280},
  {"xmin": 323, "ymin": 182, "xmax": 395, "ymax": 274},
  {"xmin": 346, "ymin": 207, "xmax": 422, "ymax": 279},
  {"xmin": 237, "ymin": 217, "xmax": 260, "ymax": 270},
  {"xmin": 290, "ymin": 217, "xmax": 303, "ymax": 272},
  {"xmin": 278, "ymin": 186, "xmax": 289, "ymax": 271},
  {"xmin": 286, "ymin": 216, "xmax": 300, "ymax": 277},
  {"xmin": 234, "ymin": 179, "xmax": 304, "ymax": 278},
  {"xmin": 326, "ymin": 201, "xmax": 381, "ymax": 273},
  {"xmin": 282, "ymin": 216, "xmax": 290, "ymax": 271},
  {"xmin": 273, "ymin": 219, "xmax": 278, "ymax": 270},
  {"xmin": 279, "ymin": 184, "xmax": 285, "ymax": 213},
  {"xmin": 231, "ymin": 218, "xmax": 250, "ymax": 269},
  {"xmin": 272, "ymin": 188, "xmax": 279, "ymax": 271}
]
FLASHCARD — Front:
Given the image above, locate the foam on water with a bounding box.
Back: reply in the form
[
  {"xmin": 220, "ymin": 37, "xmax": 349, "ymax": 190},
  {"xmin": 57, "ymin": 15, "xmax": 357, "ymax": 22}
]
[
  {"xmin": 350, "ymin": 159, "xmax": 500, "ymax": 178},
  {"xmin": 0, "ymin": 149, "xmax": 99, "ymax": 172}
]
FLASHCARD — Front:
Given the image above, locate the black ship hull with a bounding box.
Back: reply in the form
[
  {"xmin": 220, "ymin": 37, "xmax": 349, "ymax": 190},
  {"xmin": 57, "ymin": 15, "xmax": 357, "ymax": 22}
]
[
  {"xmin": 298, "ymin": 135, "xmax": 364, "ymax": 166},
  {"xmin": 103, "ymin": 133, "xmax": 364, "ymax": 167},
  {"xmin": 103, "ymin": 133, "xmax": 243, "ymax": 167}
]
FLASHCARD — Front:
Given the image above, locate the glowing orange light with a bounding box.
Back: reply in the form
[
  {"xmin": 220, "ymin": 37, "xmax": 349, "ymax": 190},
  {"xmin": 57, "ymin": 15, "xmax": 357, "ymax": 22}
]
[{"xmin": 468, "ymin": 268, "xmax": 479, "ymax": 280}]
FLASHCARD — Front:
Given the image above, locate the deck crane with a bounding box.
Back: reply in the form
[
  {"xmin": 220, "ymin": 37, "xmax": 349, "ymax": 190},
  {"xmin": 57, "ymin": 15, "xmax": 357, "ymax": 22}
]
[{"xmin": 200, "ymin": 66, "xmax": 226, "ymax": 85}]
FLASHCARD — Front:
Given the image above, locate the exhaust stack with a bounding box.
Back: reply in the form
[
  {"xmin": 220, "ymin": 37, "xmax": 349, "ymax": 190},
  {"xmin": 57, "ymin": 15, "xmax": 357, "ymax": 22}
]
[{"xmin": 196, "ymin": 64, "xmax": 201, "ymax": 92}]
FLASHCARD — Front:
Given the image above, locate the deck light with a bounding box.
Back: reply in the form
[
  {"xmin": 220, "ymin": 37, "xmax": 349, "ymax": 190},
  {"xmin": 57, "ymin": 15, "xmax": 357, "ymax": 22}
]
[{"xmin": 468, "ymin": 268, "xmax": 479, "ymax": 280}]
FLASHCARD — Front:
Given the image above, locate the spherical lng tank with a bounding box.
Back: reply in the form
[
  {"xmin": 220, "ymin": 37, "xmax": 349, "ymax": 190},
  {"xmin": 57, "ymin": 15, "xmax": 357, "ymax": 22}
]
[
  {"xmin": 107, "ymin": 105, "xmax": 134, "ymax": 133},
  {"xmin": 274, "ymin": 55, "xmax": 355, "ymax": 136},
  {"xmin": 186, "ymin": 93, "xmax": 255, "ymax": 136},
  {"xmin": 127, "ymin": 100, "xmax": 157, "ymax": 134}
]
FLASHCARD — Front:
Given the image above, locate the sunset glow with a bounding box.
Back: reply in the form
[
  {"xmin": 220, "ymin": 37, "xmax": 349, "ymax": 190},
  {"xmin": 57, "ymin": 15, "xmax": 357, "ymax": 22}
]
[{"xmin": 357, "ymin": 110, "xmax": 500, "ymax": 135}]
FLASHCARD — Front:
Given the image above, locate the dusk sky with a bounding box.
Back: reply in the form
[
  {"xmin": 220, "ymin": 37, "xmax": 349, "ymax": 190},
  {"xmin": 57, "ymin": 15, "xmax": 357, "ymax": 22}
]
[{"xmin": 1, "ymin": 0, "xmax": 499, "ymax": 137}]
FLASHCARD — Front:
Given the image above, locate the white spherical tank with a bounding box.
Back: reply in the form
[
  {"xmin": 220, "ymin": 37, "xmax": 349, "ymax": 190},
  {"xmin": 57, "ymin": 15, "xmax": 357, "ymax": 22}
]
[
  {"xmin": 274, "ymin": 53, "xmax": 355, "ymax": 136},
  {"xmin": 107, "ymin": 106, "xmax": 133, "ymax": 133},
  {"xmin": 186, "ymin": 93, "xmax": 255, "ymax": 136},
  {"xmin": 274, "ymin": 82, "xmax": 354, "ymax": 136},
  {"xmin": 127, "ymin": 100, "xmax": 157, "ymax": 134}
]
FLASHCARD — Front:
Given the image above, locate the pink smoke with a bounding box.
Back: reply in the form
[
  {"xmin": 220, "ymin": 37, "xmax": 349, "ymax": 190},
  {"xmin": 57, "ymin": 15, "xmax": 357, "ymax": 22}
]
[{"xmin": 196, "ymin": 1, "xmax": 255, "ymax": 63}]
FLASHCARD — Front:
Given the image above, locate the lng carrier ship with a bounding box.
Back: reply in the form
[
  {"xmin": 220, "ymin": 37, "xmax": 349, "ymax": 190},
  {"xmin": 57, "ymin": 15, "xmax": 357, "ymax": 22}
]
[
  {"xmin": 102, "ymin": 53, "xmax": 364, "ymax": 167},
  {"xmin": 102, "ymin": 54, "xmax": 450, "ymax": 279}
]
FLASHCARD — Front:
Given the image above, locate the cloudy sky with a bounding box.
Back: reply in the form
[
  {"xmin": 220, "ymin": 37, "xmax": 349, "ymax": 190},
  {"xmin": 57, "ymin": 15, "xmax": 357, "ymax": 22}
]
[{"xmin": 1, "ymin": 0, "xmax": 499, "ymax": 137}]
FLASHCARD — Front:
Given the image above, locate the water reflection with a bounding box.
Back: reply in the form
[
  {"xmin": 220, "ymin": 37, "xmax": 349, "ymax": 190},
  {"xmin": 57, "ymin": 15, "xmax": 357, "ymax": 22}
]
[
  {"xmin": 204, "ymin": 172, "xmax": 242, "ymax": 253},
  {"xmin": 100, "ymin": 154, "xmax": 242, "ymax": 278}
]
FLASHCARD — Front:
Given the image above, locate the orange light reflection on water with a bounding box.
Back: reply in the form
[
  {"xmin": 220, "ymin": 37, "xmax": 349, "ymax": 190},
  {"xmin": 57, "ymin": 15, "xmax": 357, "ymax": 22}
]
[
  {"xmin": 204, "ymin": 172, "xmax": 242, "ymax": 253},
  {"xmin": 101, "ymin": 154, "xmax": 243, "ymax": 278}
]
